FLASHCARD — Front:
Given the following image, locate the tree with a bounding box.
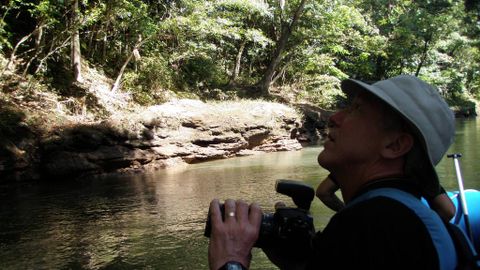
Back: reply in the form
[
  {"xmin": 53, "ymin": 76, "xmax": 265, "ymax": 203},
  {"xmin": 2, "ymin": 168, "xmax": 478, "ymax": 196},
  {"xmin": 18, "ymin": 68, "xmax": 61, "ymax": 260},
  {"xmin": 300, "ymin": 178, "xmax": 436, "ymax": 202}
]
[
  {"xmin": 1, "ymin": 0, "xmax": 478, "ymax": 106},
  {"xmin": 69, "ymin": 0, "xmax": 83, "ymax": 83},
  {"xmin": 353, "ymin": 0, "xmax": 457, "ymax": 79},
  {"xmin": 211, "ymin": 0, "xmax": 272, "ymax": 86},
  {"xmin": 111, "ymin": 35, "xmax": 148, "ymax": 92},
  {"xmin": 256, "ymin": 0, "xmax": 308, "ymax": 95}
]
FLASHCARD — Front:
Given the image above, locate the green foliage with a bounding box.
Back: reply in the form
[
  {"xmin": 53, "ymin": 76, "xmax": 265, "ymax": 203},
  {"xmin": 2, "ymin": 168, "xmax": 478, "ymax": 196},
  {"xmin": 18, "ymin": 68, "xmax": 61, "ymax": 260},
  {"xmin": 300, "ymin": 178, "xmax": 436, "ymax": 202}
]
[
  {"xmin": 0, "ymin": 0, "xmax": 26, "ymax": 50},
  {"xmin": 122, "ymin": 55, "xmax": 174, "ymax": 105},
  {"xmin": 297, "ymin": 74, "xmax": 345, "ymax": 110},
  {"xmin": 0, "ymin": 20, "xmax": 9, "ymax": 51},
  {"xmin": 0, "ymin": 0, "xmax": 479, "ymax": 111},
  {"xmin": 158, "ymin": 0, "xmax": 274, "ymax": 89},
  {"xmin": 179, "ymin": 55, "xmax": 228, "ymax": 88}
]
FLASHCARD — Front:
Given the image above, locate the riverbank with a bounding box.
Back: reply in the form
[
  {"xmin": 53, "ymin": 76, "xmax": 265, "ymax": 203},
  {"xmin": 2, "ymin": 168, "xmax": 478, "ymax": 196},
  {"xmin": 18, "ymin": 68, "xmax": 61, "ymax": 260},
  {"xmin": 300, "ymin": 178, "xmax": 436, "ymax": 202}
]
[
  {"xmin": 0, "ymin": 62, "xmax": 332, "ymax": 181},
  {"xmin": 0, "ymin": 56, "xmax": 475, "ymax": 182},
  {"xmin": 36, "ymin": 99, "xmax": 319, "ymax": 181}
]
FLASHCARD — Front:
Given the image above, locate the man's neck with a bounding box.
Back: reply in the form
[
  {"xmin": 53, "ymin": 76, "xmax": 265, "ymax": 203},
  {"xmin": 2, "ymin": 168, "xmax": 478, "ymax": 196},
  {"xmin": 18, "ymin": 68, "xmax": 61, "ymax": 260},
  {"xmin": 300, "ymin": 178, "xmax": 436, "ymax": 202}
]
[{"xmin": 334, "ymin": 166, "xmax": 405, "ymax": 203}]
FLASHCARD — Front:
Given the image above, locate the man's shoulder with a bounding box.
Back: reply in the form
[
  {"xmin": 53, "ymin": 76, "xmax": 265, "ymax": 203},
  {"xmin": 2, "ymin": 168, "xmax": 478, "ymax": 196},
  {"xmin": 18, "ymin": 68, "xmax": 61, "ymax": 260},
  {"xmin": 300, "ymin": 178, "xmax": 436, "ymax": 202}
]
[
  {"xmin": 338, "ymin": 195, "xmax": 422, "ymax": 220},
  {"xmin": 319, "ymin": 197, "xmax": 429, "ymax": 241},
  {"xmin": 312, "ymin": 196, "xmax": 439, "ymax": 269}
]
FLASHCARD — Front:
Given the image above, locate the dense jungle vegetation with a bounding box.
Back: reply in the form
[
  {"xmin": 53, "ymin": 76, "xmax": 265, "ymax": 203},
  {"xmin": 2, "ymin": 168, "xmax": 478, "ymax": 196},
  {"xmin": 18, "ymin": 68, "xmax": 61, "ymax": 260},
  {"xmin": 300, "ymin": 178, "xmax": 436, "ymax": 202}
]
[{"xmin": 1, "ymin": 0, "xmax": 479, "ymax": 113}]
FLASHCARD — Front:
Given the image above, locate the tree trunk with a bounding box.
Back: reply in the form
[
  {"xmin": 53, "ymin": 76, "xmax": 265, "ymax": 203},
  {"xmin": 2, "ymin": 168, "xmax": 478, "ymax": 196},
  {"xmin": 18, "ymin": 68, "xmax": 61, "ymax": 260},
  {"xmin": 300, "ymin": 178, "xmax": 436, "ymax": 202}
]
[
  {"xmin": 87, "ymin": 24, "xmax": 97, "ymax": 57},
  {"xmin": 111, "ymin": 51, "xmax": 134, "ymax": 92},
  {"xmin": 111, "ymin": 36, "xmax": 146, "ymax": 92},
  {"xmin": 374, "ymin": 56, "xmax": 385, "ymax": 80},
  {"xmin": 415, "ymin": 38, "xmax": 430, "ymax": 77},
  {"xmin": 102, "ymin": 33, "xmax": 107, "ymax": 61},
  {"xmin": 70, "ymin": 0, "xmax": 83, "ymax": 83},
  {"xmin": 228, "ymin": 39, "xmax": 247, "ymax": 85},
  {"xmin": 271, "ymin": 64, "xmax": 288, "ymax": 85},
  {"xmin": 256, "ymin": 0, "xmax": 308, "ymax": 95}
]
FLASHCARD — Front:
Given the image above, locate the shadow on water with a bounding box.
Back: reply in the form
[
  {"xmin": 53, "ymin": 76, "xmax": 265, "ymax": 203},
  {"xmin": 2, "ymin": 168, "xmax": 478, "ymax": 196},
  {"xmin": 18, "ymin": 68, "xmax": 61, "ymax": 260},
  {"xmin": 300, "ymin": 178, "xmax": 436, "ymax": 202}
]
[
  {"xmin": 0, "ymin": 173, "xmax": 210, "ymax": 269},
  {"xmin": 0, "ymin": 147, "xmax": 330, "ymax": 269}
]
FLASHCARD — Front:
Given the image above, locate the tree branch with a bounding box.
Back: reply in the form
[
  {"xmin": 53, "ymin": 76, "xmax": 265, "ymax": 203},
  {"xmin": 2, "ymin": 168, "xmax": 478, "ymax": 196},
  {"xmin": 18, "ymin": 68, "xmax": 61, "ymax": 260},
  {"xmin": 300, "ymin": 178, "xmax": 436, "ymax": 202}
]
[{"xmin": 111, "ymin": 35, "xmax": 152, "ymax": 92}]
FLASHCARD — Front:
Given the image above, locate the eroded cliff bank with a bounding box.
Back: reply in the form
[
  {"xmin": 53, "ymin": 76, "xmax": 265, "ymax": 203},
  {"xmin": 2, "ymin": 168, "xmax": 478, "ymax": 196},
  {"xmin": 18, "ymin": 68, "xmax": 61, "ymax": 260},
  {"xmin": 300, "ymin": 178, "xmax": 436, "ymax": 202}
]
[{"xmin": 1, "ymin": 97, "xmax": 330, "ymax": 181}]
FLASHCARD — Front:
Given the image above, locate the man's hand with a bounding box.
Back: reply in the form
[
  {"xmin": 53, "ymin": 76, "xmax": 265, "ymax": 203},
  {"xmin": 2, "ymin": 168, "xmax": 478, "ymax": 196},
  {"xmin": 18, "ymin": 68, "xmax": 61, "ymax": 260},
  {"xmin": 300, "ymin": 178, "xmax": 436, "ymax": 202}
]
[{"xmin": 208, "ymin": 199, "xmax": 262, "ymax": 270}]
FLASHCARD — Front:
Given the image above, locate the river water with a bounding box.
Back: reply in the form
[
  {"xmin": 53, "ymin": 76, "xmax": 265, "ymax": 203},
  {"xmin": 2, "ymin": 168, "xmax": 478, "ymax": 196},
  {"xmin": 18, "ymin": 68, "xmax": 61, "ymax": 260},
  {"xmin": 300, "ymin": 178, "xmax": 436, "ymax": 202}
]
[{"xmin": 1, "ymin": 118, "xmax": 479, "ymax": 270}]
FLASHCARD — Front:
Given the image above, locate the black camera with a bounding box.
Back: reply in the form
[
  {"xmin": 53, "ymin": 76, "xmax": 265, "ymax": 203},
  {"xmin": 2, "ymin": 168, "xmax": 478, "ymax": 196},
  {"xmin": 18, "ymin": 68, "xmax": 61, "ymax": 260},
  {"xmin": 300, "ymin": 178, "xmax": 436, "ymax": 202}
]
[{"xmin": 204, "ymin": 179, "xmax": 316, "ymax": 250}]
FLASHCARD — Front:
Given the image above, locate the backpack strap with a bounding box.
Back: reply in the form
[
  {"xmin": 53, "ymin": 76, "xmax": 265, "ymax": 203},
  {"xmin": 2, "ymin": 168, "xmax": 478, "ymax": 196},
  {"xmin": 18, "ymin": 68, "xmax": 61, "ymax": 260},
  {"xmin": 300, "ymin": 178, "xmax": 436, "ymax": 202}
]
[
  {"xmin": 445, "ymin": 222, "xmax": 480, "ymax": 270},
  {"xmin": 347, "ymin": 188, "xmax": 458, "ymax": 270}
]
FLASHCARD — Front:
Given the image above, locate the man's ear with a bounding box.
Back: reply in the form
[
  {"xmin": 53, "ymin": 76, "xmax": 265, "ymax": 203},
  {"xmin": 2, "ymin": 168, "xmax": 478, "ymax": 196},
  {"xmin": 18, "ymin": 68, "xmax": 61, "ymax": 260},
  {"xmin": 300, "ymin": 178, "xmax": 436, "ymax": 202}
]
[{"xmin": 381, "ymin": 132, "xmax": 414, "ymax": 159}]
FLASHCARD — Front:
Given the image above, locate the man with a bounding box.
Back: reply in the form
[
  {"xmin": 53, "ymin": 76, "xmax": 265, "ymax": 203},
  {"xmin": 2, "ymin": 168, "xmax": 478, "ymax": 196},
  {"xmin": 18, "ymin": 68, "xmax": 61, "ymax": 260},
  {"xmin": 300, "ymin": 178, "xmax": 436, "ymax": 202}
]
[{"xmin": 208, "ymin": 75, "xmax": 458, "ymax": 270}]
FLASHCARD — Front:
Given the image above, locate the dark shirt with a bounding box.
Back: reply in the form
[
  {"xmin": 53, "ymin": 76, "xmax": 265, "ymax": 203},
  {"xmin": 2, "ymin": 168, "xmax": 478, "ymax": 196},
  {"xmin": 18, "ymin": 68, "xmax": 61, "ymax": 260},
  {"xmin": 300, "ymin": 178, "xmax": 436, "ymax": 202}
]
[{"xmin": 307, "ymin": 178, "xmax": 441, "ymax": 270}]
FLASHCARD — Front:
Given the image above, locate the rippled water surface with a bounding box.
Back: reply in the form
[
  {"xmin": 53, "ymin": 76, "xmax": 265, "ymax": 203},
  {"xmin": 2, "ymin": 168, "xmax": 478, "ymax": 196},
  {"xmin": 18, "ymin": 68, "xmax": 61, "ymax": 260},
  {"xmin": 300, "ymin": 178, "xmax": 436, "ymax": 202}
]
[{"xmin": 1, "ymin": 118, "xmax": 479, "ymax": 269}]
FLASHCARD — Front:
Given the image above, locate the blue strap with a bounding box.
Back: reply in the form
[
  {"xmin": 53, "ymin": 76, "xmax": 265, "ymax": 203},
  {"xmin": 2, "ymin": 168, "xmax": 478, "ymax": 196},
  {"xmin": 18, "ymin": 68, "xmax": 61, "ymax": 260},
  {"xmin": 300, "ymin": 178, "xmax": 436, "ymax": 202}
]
[{"xmin": 348, "ymin": 188, "xmax": 457, "ymax": 270}]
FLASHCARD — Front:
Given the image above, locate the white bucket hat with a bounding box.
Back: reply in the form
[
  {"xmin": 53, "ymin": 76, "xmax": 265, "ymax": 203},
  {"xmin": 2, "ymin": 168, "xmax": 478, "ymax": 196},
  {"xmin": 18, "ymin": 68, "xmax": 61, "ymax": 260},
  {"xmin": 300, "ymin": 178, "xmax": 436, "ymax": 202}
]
[{"xmin": 340, "ymin": 75, "xmax": 455, "ymax": 192}]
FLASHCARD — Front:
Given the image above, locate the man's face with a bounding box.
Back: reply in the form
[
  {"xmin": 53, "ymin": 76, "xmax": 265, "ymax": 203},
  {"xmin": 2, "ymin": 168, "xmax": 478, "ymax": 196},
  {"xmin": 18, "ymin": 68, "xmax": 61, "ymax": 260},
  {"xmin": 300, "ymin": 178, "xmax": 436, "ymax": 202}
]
[{"xmin": 317, "ymin": 91, "xmax": 391, "ymax": 173}]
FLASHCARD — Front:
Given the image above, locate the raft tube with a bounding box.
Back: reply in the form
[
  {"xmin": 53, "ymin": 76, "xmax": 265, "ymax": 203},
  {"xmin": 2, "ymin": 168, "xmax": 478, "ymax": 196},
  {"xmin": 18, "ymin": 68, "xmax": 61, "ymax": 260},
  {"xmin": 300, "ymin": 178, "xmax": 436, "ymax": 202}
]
[{"xmin": 447, "ymin": 190, "xmax": 480, "ymax": 253}]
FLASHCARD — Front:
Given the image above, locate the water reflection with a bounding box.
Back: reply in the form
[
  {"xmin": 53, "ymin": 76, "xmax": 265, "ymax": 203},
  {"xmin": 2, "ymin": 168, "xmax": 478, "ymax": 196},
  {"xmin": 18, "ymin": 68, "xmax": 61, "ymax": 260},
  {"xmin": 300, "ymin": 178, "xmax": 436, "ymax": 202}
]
[
  {"xmin": 437, "ymin": 117, "xmax": 480, "ymax": 190},
  {"xmin": 0, "ymin": 118, "xmax": 478, "ymax": 269}
]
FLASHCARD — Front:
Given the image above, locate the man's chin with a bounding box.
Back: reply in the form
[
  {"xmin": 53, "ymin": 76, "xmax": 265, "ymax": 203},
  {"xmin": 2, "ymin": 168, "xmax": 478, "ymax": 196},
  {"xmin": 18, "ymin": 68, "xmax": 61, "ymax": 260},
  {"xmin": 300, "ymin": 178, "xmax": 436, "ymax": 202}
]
[{"xmin": 317, "ymin": 151, "xmax": 332, "ymax": 169}]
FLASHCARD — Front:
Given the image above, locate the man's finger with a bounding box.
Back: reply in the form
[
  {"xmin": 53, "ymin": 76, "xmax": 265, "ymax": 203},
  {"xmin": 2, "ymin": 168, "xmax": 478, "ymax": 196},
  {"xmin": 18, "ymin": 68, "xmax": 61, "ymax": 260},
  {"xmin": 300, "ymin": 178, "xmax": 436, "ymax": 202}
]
[
  {"xmin": 209, "ymin": 199, "xmax": 223, "ymax": 224},
  {"xmin": 236, "ymin": 200, "xmax": 249, "ymax": 222},
  {"xmin": 224, "ymin": 199, "xmax": 236, "ymax": 222},
  {"xmin": 249, "ymin": 203, "xmax": 263, "ymax": 225}
]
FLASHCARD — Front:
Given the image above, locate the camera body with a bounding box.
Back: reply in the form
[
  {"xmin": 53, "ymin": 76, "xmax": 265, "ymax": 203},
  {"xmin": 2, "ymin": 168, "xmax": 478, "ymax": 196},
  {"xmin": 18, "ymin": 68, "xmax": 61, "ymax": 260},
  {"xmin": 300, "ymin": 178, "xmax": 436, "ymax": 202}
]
[{"xmin": 204, "ymin": 179, "xmax": 316, "ymax": 250}]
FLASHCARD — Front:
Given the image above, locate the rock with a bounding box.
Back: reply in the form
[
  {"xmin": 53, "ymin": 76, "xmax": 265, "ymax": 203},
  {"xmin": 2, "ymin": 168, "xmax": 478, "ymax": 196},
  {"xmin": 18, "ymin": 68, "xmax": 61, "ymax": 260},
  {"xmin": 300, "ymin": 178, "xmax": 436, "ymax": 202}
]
[
  {"xmin": 183, "ymin": 147, "xmax": 229, "ymax": 163},
  {"xmin": 85, "ymin": 145, "xmax": 131, "ymax": 160},
  {"xmin": 253, "ymin": 138, "xmax": 302, "ymax": 152},
  {"xmin": 85, "ymin": 146, "xmax": 155, "ymax": 169},
  {"xmin": 145, "ymin": 157, "xmax": 188, "ymax": 170},
  {"xmin": 142, "ymin": 128, "xmax": 156, "ymax": 140},
  {"xmin": 152, "ymin": 144, "xmax": 191, "ymax": 158},
  {"xmin": 43, "ymin": 151, "xmax": 100, "ymax": 177},
  {"xmin": 452, "ymin": 106, "xmax": 477, "ymax": 118},
  {"xmin": 210, "ymin": 141, "xmax": 249, "ymax": 152},
  {"xmin": 182, "ymin": 118, "xmax": 205, "ymax": 129},
  {"xmin": 236, "ymin": 149, "xmax": 264, "ymax": 156},
  {"xmin": 2, "ymin": 99, "xmax": 312, "ymax": 181},
  {"xmin": 294, "ymin": 103, "xmax": 333, "ymax": 144},
  {"xmin": 241, "ymin": 126, "xmax": 271, "ymax": 147},
  {"xmin": 192, "ymin": 134, "xmax": 244, "ymax": 147},
  {"xmin": 0, "ymin": 122, "xmax": 41, "ymax": 181},
  {"xmin": 67, "ymin": 127, "xmax": 108, "ymax": 150}
]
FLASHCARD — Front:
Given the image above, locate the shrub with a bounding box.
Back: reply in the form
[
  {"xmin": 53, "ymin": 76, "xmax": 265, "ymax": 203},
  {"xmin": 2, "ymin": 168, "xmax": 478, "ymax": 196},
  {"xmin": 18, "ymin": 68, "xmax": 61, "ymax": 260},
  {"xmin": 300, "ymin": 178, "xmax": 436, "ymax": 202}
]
[
  {"xmin": 297, "ymin": 75, "xmax": 345, "ymax": 110},
  {"xmin": 179, "ymin": 55, "xmax": 228, "ymax": 88},
  {"xmin": 123, "ymin": 55, "xmax": 174, "ymax": 105}
]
